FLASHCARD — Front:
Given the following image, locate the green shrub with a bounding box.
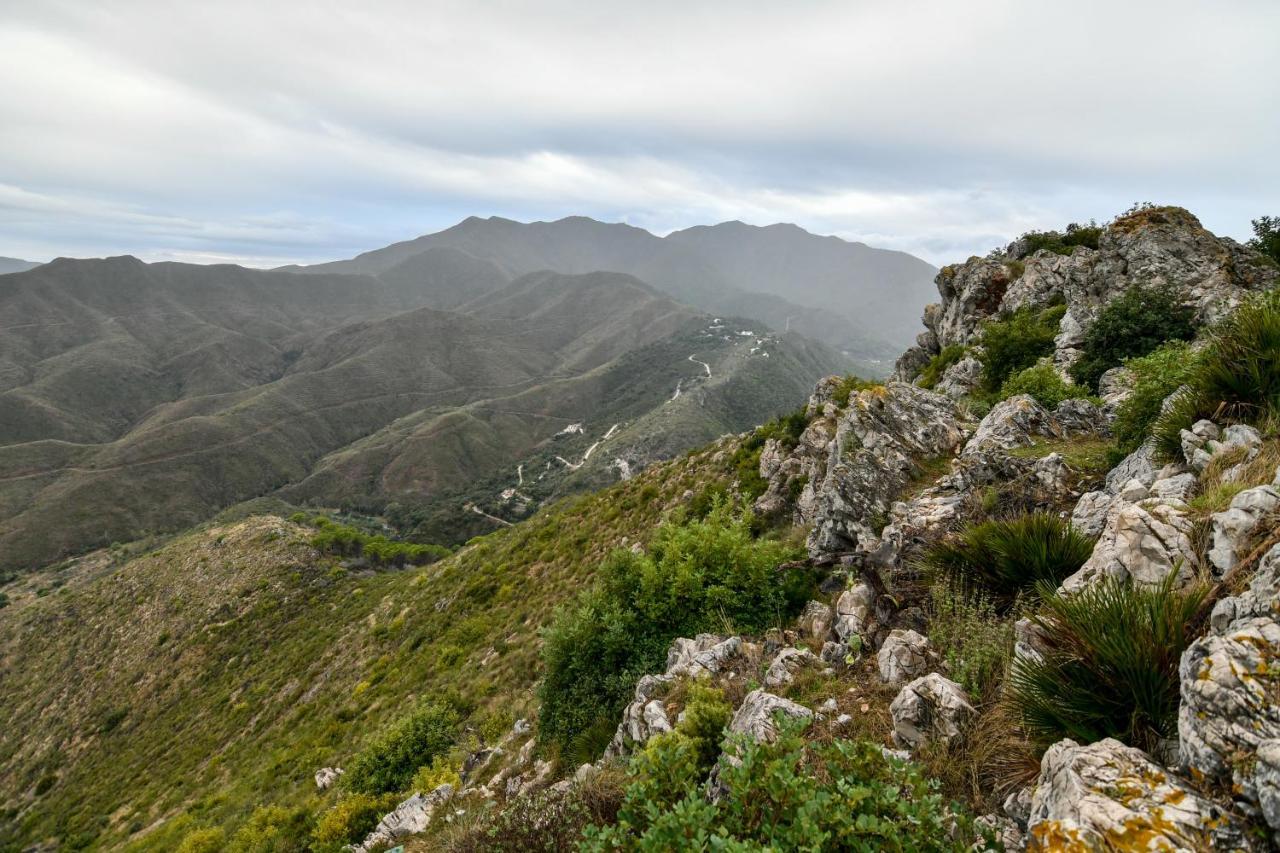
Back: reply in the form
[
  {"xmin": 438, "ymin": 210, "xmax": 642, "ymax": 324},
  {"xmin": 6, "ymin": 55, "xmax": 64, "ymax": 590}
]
[
  {"xmin": 227, "ymin": 805, "xmax": 313, "ymax": 853},
  {"xmin": 343, "ymin": 701, "xmax": 460, "ymax": 795},
  {"xmin": 633, "ymin": 682, "xmax": 732, "ymax": 786},
  {"xmin": 1111, "ymin": 341, "xmax": 1200, "ymax": 454},
  {"xmin": 307, "ymin": 516, "xmax": 451, "ymax": 567},
  {"xmin": 176, "ymin": 827, "xmax": 227, "ymax": 853},
  {"xmin": 921, "ymin": 512, "xmax": 1095, "ymax": 609},
  {"xmin": 538, "ymin": 503, "xmax": 810, "ymax": 751},
  {"xmin": 928, "ymin": 583, "xmax": 1014, "ymax": 701},
  {"xmin": 917, "ymin": 344, "xmax": 968, "ymax": 389},
  {"xmin": 312, "ymin": 793, "xmax": 400, "ymax": 850},
  {"xmin": 411, "ymin": 753, "xmax": 462, "ymax": 794},
  {"xmin": 582, "ymin": 720, "xmax": 983, "ymax": 851},
  {"xmin": 1249, "ymin": 215, "xmax": 1280, "ymax": 265},
  {"xmin": 1017, "ymin": 222, "xmax": 1102, "ymax": 257},
  {"xmin": 978, "ymin": 304, "xmax": 1066, "ymax": 392},
  {"xmin": 1010, "ymin": 574, "xmax": 1207, "ymax": 753},
  {"xmin": 730, "ymin": 406, "xmax": 810, "ymax": 501},
  {"xmin": 1152, "ymin": 288, "xmax": 1280, "ymax": 458},
  {"xmin": 1068, "ymin": 285, "xmax": 1196, "ymax": 391},
  {"xmin": 1000, "ymin": 360, "xmax": 1089, "ymax": 408}
]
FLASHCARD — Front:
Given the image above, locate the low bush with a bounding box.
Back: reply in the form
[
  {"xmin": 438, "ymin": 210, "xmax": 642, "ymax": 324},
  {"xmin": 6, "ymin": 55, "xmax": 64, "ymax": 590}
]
[
  {"xmin": 343, "ymin": 701, "xmax": 460, "ymax": 795},
  {"xmin": 312, "ymin": 793, "xmax": 400, "ymax": 850},
  {"xmin": 1152, "ymin": 288, "xmax": 1280, "ymax": 458},
  {"xmin": 730, "ymin": 406, "xmax": 810, "ymax": 500},
  {"xmin": 1000, "ymin": 360, "xmax": 1089, "ymax": 408},
  {"xmin": 917, "ymin": 344, "xmax": 969, "ymax": 389},
  {"xmin": 928, "ymin": 583, "xmax": 1014, "ymax": 701},
  {"xmin": 411, "ymin": 753, "xmax": 462, "ymax": 795},
  {"xmin": 444, "ymin": 767, "xmax": 628, "ymax": 852},
  {"xmin": 538, "ymin": 503, "xmax": 810, "ymax": 753},
  {"xmin": 1068, "ymin": 285, "xmax": 1196, "ymax": 391},
  {"xmin": 176, "ymin": 827, "xmax": 227, "ymax": 853},
  {"xmin": 226, "ymin": 805, "xmax": 313, "ymax": 853},
  {"xmin": 921, "ymin": 512, "xmax": 1094, "ymax": 609},
  {"xmin": 1016, "ymin": 222, "xmax": 1102, "ymax": 257},
  {"xmin": 1110, "ymin": 341, "xmax": 1199, "ymax": 454},
  {"xmin": 304, "ymin": 515, "xmax": 451, "ymax": 567},
  {"xmin": 1009, "ymin": 574, "xmax": 1207, "ymax": 753},
  {"xmin": 978, "ymin": 304, "xmax": 1066, "ymax": 392},
  {"xmin": 582, "ymin": 720, "xmax": 984, "ymax": 851}
]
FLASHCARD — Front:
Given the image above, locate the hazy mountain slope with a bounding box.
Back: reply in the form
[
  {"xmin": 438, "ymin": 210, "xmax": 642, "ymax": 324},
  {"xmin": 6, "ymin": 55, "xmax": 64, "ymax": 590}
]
[
  {"xmin": 666, "ymin": 220, "xmax": 938, "ymax": 351},
  {"xmin": 284, "ymin": 316, "xmax": 841, "ymax": 544},
  {"xmin": 374, "ymin": 245, "xmax": 512, "ymax": 310},
  {"xmin": 0, "ymin": 269, "xmax": 706, "ymax": 575},
  {"xmin": 295, "ymin": 215, "xmax": 937, "ymax": 355},
  {"xmin": 0, "ymin": 257, "xmax": 39, "ymax": 275},
  {"xmin": 0, "ymin": 441, "xmax": 746, "ymax": 851}
]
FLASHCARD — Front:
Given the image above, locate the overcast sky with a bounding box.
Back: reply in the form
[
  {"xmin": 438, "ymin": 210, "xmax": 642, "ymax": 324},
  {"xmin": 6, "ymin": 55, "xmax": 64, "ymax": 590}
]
[{"xmin": 2, "ymin": 0, "xmax": 1277, "ymax": 267}]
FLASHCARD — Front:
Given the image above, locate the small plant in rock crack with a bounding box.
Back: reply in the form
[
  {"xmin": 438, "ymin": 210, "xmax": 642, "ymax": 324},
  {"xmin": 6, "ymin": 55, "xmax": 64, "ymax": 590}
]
[{"xmin": 1009, "ymin": 573, "xmax": 1207, "ymax": 753}]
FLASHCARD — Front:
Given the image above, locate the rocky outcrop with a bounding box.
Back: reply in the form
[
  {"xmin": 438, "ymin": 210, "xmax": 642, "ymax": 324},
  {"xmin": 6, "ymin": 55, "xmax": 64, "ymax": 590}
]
[
  {"xmin": 1026, "ymin": 738, "xmax": 1253, "ymax": 851},
  {"xmin": 888, "ymin": 673, "xmax": 974, "ymax": 750},
  {"xmin": 795, "ymin": 600, "xmax": 833, "ymax": 640},
  {"xmin": 356, "ymin": 784, "xmax": 455, "ymax": 852},
  {"xmin": 1061, "ymin": 498, "xmax": 1198, "ymax": 593},
  {"xmin": 896, "ymin": 206, "xmax": 1276, "ymax": 383},
  {"xmin": 804, "ymin": 383, "xmax": 966, "ymax": 557},
  {"xmin": 607, "ymin": 634, "xmax": 746, "ymax": 757},
  {"xmin": 1179, "ymin": 542, "xmax": 1280, "ymax": 835},
  {"xmin": 933, "ymin": 354, "xmax": 982, "ymax": 400}
]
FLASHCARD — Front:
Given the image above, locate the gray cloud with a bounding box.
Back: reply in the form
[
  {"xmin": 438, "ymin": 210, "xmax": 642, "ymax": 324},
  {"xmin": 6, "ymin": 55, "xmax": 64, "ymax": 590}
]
[{"xmin": 1, "ymin": 0, "xmax": 1277, "ymax": 265}]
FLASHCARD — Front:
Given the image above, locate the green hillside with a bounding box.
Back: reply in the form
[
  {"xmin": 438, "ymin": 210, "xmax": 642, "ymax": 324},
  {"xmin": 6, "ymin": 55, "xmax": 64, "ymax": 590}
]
[{"xmin": 0, "ymin": 438, "xmax": 752, "ymax": 851}]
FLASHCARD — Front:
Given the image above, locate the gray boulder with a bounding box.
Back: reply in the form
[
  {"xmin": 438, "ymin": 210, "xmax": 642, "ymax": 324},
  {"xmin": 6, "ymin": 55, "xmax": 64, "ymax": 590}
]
[
  {"xmin": 933, "ymin": 354, "xmax": 982, "ymax": 400},
  {"xmin": 833, "ymin": 580, "xmax": 877, "ymax": 645},
  {"xmin": 1061, "ymin": 498, "xmax": 1198, "ymax": 593},
  {"xmin": 1208, "ymin": 483, "xmax": 1280, "ymax": 575},
  {"xmin": 888, "ymin": 673, "xmax": 974, "ymax": 750},
  {"xmin": 795, "ymin": 599, "xmax": 833, "ymax": 641},
  {"xmin": 763, "ymin": 646, "xmax": 820, "ymax": 688},
  {"xmin": 356, "ymin": 784, "xmax": 455, "ymax": 852},
  {"xmin": 727, "ymin": 689, "xmax": 812, "ymax": 743},
  {"xmin": 876, "ymin": 629, "xmax": 933, "ymax": 686},
  {"xmin": 1026, "ymin": 738, "xmax": 1253, "ymax": 851}
]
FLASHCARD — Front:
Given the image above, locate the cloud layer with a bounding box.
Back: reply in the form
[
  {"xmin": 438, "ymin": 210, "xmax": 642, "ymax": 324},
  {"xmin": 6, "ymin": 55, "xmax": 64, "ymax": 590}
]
[{"xmin": 2, "ymin": 0, "xmax": 1277, "ymax": 265}]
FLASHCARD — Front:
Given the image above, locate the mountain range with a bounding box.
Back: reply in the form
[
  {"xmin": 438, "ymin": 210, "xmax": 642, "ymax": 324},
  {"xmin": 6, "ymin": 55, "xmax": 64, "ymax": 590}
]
[
  {"xmin": 2, "ymin": 215, "xmax": 929, "ymax": 574},
  {"xmin": 288, "ymin": 215, "xmax": 938, "ymax": 361}
]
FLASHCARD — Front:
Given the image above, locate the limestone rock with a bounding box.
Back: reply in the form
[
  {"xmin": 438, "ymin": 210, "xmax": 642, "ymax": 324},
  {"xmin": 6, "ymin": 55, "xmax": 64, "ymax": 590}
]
[
  {"xmin": 795, "ymin": 599, "xmax": 833, "ymax": 641},
  {"xmin": 833, "ymin": 580, "xmax": 877, "ymax": 644},
  {"xmin": 1179, "ymin": 543, "xmax": 1280, "ymax": 833},
  {"xmin": 727, "ymin": 689, "xmax": 812, "ymax": 743},
  {"xmin": 763, "ymin": 646, "xmax": 820, "ymax": 688},
  {"xmin": 933, "ymin": 354, "xmax": 982, "ymax": 400},
  {"xmin": 975, "ymin": 813, "xmax": 1025, "ymax": 851},
  {"xmin": 889, "ymin": 673, "xmax": 974, "ymax": 750},
  {"xmin": 665, "ymin": 634, "xmax": 741, "ymax": 678},
  {"xmin": 805, "ymin": 382, "xmax": 965, "ymax": 556},
  {"xmin": 313, "ymin": 766, "xmax": 343, "ymax": 790},
  {"xmin": 1208, "ymin": 484, "xmax": 1280, "ymax": 575},
  {"xmin": 876, "ymin": 628, "xmax": 932, "ymax": 686},
  {"xmin": 356, "ymin": 784, "xmax": 454, "ymax": 852},
  {"xmin": 1062, "ymin": 499, "xmax": 1197, "ymax": 593},
  {"xmin": 1026, "ymin": 738, "xmax": 1252, "ymax": 851},
  {"xmin": 962, "ymin": 395, "xmax": 1054, "ymax": 456}
]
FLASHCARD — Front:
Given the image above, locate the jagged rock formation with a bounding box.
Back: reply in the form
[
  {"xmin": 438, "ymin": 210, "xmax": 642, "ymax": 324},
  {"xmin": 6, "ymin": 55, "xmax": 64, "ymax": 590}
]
[
  {"xmin": 896, "ymin": 206, "xmax": 1276, "ymax": 380},
  {"xmin": 355, "ymin": 784, "xmax": 455, "ymax": 852},
  {"xmin": 888, "ymin": 673, "xmax": 975, "ymax": 750}
]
